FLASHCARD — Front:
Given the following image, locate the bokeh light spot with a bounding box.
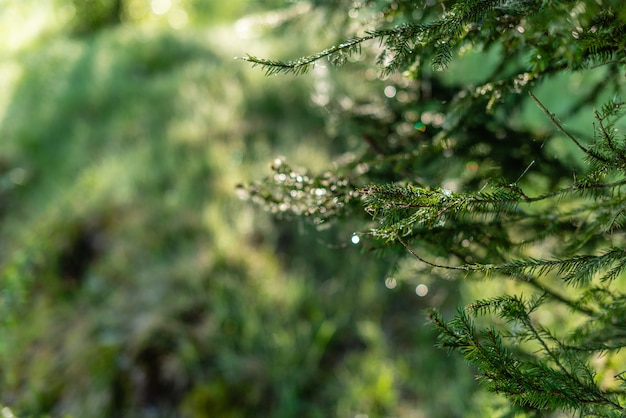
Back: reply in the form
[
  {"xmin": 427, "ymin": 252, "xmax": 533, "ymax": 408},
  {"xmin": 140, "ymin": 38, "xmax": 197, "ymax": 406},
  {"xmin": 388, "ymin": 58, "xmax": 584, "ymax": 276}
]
[
  {"xmin": 169, "ymin": 9, "xmax": 188, "ymax": 28},
  {"xmin": 385, "ymin": 277, "xmax": 397, "ymax": 289},
  {"xmin": 415, "ymin": 284, "xmax": 429, "ymax": 297},
  {"xmin": 384, "ymin": 85, "xmax": 396, "ymax": 98},
  {"xmin": 8, "ymin": 168, "xmax": 26, "ymax": 185}
]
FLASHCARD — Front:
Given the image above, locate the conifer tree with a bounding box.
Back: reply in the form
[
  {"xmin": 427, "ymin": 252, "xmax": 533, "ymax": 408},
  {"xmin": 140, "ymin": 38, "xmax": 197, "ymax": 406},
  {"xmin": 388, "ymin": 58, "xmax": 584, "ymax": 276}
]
[{"xmin": 243, "ymin": 0, "xmax": 626, "ymax": 415}]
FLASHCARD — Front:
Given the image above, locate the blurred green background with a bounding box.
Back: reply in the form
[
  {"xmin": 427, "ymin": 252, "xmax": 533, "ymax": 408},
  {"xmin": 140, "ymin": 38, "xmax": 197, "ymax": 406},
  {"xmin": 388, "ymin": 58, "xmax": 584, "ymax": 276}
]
[{"xmin": 0, "ymin": 1, "xmax": 502, "ymax": 417}]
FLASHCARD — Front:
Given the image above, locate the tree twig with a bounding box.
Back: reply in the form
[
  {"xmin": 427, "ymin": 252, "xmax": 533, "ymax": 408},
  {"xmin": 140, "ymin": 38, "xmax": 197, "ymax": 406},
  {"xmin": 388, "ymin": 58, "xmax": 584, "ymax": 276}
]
[{"xmin": 529, "ymin": 91, "xmax": 608, "ymax": 163}]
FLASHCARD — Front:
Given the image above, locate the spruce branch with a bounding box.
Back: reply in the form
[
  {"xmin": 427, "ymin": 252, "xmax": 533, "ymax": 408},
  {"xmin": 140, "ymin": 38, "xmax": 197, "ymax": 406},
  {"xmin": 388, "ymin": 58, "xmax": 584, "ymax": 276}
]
[
  {"xmin": 490, "ymin": 249, "xmax": 626, "ymax": 287},
  {"xmin": 243, "ymin": 1, "xmax": 626, "ymax": 415},
  {"xmin": 243, "ymin": 0, "xmax": 544, "ymax": 76},
  {"xmin": 398, "ymin": 231, "xmax": 626, "ymax": 289},
  {"xmin": 593, "ymin": 103, "xmax": 626, "ymax": 167},
  {"xmin": 241, "ymin": 36, "xmax": 371, "ymax": 75},
  {"xmin": 363, "ymin": 180, "xmax": 626, "ymax": 239},
  {"xmin": 484, "ymin": 177, "xmax": 626, "ymax": 205},
  {"xmin": 431, "ymin": 300, "xmax": 625, "ymax": 412}
]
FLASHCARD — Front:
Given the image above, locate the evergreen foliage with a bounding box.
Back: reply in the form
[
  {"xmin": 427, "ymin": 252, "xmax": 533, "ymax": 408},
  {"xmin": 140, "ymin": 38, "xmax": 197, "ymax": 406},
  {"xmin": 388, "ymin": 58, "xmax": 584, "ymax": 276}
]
[{"xmin": 244, "ymin": 0, "xmax": 626, "ymax": 415}]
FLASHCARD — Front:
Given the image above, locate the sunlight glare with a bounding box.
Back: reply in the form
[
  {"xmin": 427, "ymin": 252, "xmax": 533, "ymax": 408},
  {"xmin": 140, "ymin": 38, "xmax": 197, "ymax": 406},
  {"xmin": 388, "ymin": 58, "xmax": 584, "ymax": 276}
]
[{"xmin": 151, "ymin": 0, "xmax": 171, "ymax": 15}]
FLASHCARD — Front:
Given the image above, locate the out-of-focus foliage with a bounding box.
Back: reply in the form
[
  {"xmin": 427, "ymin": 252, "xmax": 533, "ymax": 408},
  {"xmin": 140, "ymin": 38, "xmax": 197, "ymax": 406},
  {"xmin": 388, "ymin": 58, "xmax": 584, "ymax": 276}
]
[
  {"xmin": 68, "ymin": 0, "xmax": 289, "ymax": 32},
  {"xmin": 0, "ymin": 2, "xmax": 482, "ymax": 417}
]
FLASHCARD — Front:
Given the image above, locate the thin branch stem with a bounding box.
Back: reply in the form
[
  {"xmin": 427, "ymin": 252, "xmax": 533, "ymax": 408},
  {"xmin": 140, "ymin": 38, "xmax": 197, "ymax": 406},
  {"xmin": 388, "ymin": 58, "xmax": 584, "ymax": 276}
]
[
  {"xmin": 396, "ymin": 234, "xmax": 471, "ymax": 271},
  {"xmin": 529, "ymin": 91, "xmax": 609, "ymax": 163},
  {"xmin": 525, "ymin": 279, "xmax": 596, "ymax": 316}
]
